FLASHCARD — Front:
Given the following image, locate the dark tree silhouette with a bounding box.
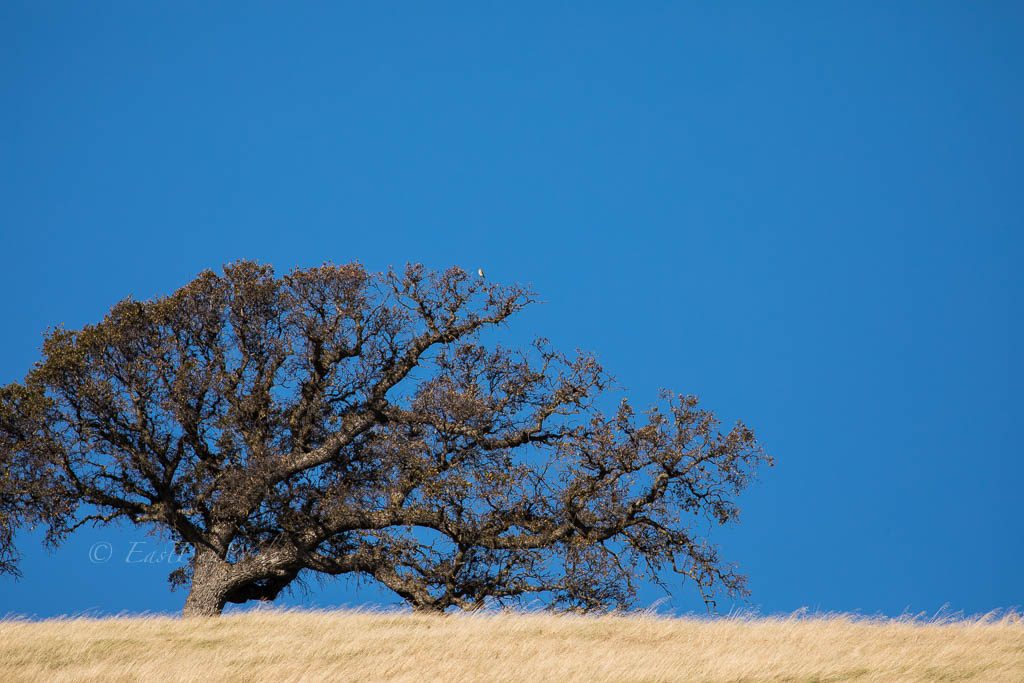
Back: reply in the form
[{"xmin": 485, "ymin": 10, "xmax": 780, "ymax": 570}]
[{"xmin": 0, "ymin": 262, "xmax": 771, "ymax": 616}]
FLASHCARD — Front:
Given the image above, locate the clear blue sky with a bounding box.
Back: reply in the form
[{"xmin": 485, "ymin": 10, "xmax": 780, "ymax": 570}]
[{"xmin": 1, "ymin": 2, "xmax": 1021, "ymax": 618}]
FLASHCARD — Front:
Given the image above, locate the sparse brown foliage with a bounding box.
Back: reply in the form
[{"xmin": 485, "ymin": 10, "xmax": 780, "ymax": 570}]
[{"xmin": 0, "ymin": 261, "xmax": 771, "ymax": 616}]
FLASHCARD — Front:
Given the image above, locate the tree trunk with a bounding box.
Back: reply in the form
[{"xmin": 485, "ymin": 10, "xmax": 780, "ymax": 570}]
[
  {"xmin": 183, "ymin": 580, "xmax": 228, "ymax": 617},
  {"xmin": 182, "ymin": 551, "xmax": 231, "ymax": 617}
]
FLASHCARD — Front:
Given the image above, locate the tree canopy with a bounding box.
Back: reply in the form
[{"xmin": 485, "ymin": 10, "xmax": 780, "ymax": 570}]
[{"xmin": 0, "ymin": 261, "xmax": 771, "ymax": 616}]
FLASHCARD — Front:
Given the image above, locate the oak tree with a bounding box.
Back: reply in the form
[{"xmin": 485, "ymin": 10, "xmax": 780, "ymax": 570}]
[{"xmin": 0, "ymin": 262, "xmax": 771, "ymax": 616}]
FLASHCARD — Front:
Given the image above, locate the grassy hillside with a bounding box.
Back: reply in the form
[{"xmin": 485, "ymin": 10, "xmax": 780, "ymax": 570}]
[{"xmin": 1, "ymin": 609, "xmax": 1021, "ymax": 682}]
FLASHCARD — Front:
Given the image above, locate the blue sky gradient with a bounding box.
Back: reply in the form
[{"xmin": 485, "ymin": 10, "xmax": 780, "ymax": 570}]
[{"xmin": 1, "ymin": 2, "xmax": 1021, "ymax": 618}]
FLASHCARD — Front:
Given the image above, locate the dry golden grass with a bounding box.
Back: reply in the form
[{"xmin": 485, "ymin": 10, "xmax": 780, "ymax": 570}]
[{"xmin": 1, "ymin": 608, "xmax": 1021, "ymax": 682}]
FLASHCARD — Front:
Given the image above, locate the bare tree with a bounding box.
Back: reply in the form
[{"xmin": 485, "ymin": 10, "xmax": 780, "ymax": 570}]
[{"xmin": 0, "ymin": 261, "xmax": 771, "ymax": 617}]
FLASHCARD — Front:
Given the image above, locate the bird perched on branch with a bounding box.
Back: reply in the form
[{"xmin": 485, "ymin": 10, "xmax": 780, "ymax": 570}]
[{"xmin": 478, "ymin": 268, "xmax": 485, "ymax": 278}]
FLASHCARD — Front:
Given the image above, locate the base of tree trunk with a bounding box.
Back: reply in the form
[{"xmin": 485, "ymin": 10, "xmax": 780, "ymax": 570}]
[{"xmin": 183, "ymin": 585, "xmax": 228, "ymax": 617}]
